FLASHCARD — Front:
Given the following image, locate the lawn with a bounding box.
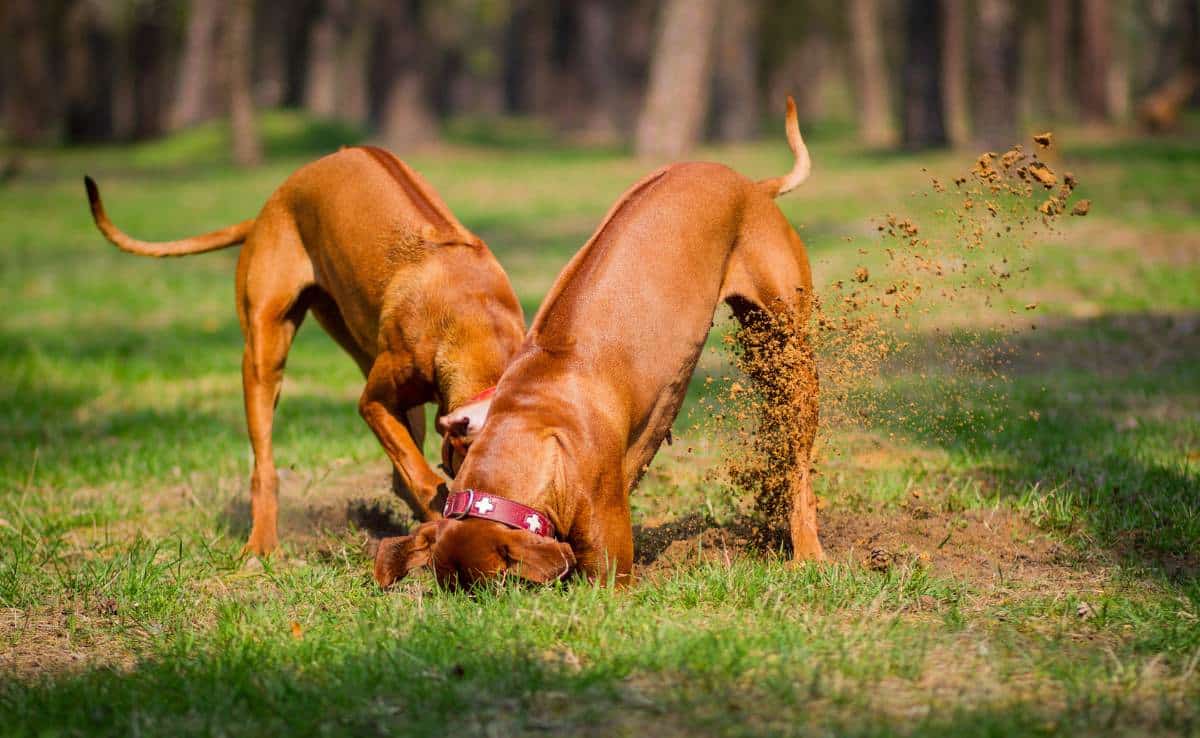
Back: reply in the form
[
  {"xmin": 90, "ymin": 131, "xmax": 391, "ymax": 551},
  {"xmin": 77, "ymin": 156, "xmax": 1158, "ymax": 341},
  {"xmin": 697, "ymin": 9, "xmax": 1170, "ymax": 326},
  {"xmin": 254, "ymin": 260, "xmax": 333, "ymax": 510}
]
[{"xmin": 1, "ymin": 112, "xmax": 1198, "ymax": 737}]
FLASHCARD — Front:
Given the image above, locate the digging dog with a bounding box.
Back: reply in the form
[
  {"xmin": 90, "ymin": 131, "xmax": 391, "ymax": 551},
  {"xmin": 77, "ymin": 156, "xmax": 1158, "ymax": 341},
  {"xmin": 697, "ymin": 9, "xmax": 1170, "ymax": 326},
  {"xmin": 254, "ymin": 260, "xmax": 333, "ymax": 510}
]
[
  {"xmin": 85, "ymin": 146, "xmax": 525, "ymax": 556},
  {"xmin": 375, "ymin": 99, "xmax": 823, "ymax": 588}
]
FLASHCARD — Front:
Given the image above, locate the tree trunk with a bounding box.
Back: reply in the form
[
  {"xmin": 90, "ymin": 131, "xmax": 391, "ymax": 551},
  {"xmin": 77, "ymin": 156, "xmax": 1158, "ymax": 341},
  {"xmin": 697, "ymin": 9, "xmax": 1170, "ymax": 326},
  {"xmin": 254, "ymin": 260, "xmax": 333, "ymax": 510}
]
[
  {"xmin": 378, "ymin": 0, "xmax": 438, "ymax": 150},
  {"xmin": 1078, "ymin": 0, "xmax": 1112, "ymax": 123},
  {"xmin": 713, "ymin": 0, "xmax": 761, "ymax": 141},
  {"xmin": 619, "ymin": 0, "xmax": 658, "ymax": 124},
  {"xmin": 1045, "ymin": 0, "xmax": 1070, "ymax": 119},
  {"xmin": 634, "ymin": 0, "xmax": 721, "ymax": 158},
  {"xmin": 3, "ymin": 0, "xmax": 56, "ymax": 144},
  {"xmin": 305, "ymin": 0, "xmax": 346, "ymax": 118},
  {"xmin": 576, "ymin": 0, "xmax": 623, "ymax": 141},
  {"xmin": 129, "ymin": 2, "xmax": 172, "ymax": 141},
  {"xmin": 64, "ymin": 0, "xmax": 116, "ymax": 143},
  {"xmin": 1107, "ymin": 14, "xmax": 1130, "ymax": 121},
  {"xmin": 972, "ymin": 0, "xmax": 1020, "ymax": 149},
  {"xmin": 847, "ymin": 0, "xmax": 894, "ymax": 146},
  {"xmin": 335, "ymin": 4, "xmax": 372, "ymax": 126},
  {"xmin": 940, "ymin": 0, "xmax": 969, "ymax": 146},
  {"xmin": 228, "ymin": 0, "xmax": 262, "ymax": 166},
  {"xmin": 253, "ymin": 0, "xmax": 289, "ymax": 108},
  {"xmin": 901, "ymin": 0, "xmax": 946, "ymax": 149},
  {"xmin": 171, "ymin": 0, "xmax": 223, "ymax": 129},
  {"xmin": 502, "ymin": 0, "xmax": 535, "ymax": 113}
]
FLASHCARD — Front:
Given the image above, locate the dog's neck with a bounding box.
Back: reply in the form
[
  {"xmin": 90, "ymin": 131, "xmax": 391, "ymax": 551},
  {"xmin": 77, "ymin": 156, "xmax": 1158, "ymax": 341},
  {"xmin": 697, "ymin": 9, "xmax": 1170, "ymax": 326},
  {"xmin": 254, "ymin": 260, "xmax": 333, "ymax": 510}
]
[
  {"xmin": 435, "ymin": 308, "xmax": 523, "ymax": 412},
  {"xmin": 454, "ymin": 412, "xmax": 594, "ymax": 541}
]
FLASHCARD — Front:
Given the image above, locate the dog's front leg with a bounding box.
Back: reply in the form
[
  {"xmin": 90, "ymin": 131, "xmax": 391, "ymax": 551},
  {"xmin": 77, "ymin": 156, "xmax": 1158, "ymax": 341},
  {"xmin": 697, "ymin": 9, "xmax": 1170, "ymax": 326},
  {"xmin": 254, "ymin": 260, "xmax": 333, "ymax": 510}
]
[{"xmin": 359, "ymin": 362, "xmax": 445, "ymax": 522}]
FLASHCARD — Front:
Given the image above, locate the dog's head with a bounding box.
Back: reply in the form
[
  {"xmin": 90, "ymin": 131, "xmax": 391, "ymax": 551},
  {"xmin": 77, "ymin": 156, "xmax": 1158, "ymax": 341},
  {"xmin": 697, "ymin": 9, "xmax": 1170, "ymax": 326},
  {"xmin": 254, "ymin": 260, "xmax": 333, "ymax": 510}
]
[
  {"xmin": 374, "ymin": 517, "xmax": 575, "ymax": 589},
  {"xmin": 437, "ymin": 394, "xmax": 494, "ymax": 477}
]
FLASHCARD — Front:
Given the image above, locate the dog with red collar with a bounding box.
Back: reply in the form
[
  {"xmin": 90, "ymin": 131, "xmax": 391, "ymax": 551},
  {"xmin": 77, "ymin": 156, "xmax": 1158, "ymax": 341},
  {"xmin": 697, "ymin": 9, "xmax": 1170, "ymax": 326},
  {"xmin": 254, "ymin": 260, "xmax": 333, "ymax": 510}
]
[
  {"xmin": 377, "ymin": 99, "xmax": 823, "ymax": 588},
  {"xmin": 373, "ymin": 489, "xmax": 572, "ymax": 588}
]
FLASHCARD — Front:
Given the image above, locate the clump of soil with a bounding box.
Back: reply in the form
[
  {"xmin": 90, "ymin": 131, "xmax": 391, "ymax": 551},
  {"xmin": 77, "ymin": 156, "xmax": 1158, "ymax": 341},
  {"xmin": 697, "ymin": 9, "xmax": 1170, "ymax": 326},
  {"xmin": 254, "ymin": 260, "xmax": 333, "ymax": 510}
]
[{"xmin": 697, "ymin": 134, "xmax": 1089, "ymax": 532}]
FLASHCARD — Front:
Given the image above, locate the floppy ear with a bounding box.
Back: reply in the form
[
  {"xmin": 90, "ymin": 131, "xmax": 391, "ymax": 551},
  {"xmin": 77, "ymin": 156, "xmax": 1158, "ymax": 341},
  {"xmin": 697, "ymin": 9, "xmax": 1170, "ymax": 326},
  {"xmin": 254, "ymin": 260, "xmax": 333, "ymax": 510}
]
[
  {"xmin": 436, "ymin": 396, "xmax": 494, "ymax": 441},
  {"xmin": 374, "ymin": 520, "xmax": 456, "ymax": 588},
  {"xmin": 499, "ymin": 529, "xmax": 576, "ymax": 584}
]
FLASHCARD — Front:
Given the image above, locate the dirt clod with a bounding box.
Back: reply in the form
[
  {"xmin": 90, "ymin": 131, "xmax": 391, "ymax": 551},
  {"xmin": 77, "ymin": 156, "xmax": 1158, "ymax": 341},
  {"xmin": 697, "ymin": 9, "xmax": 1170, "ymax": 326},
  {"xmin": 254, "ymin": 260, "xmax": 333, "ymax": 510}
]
[{"xmin": 1028, "ymin": 162, "xmax": 1057, "ymax": 188}]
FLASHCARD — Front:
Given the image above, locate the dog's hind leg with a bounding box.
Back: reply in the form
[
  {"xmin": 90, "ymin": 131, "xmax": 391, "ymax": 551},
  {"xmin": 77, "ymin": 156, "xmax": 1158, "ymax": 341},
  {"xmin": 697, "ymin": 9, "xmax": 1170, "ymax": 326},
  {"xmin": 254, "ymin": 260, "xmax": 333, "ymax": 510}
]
[
  {"xmin": 236, "ymin": 221, "xmax": 314, "ymax": 557},
  {"xmin": 722, "ymin": 223, "xmax": 825, "ymax": 562}
]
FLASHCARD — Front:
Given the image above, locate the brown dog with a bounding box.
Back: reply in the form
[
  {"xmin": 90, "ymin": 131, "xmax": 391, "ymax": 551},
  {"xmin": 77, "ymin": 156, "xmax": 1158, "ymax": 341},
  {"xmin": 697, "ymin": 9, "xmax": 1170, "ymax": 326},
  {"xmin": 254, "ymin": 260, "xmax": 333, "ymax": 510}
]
[
  {"xmin": 85, "ymin": 146, "xmax": 525, "ymax": 556},
  {"xmin": 375, "ymin": 99, "xmax": 822, "ymax": 588}
]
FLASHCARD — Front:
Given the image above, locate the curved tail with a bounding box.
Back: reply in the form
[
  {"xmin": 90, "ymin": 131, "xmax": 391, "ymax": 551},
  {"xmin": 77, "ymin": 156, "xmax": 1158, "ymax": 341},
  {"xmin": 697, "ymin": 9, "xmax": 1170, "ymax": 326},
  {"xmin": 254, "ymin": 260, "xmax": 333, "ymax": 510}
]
[
  {"xmin": 757, "ymin": 96, "xmax": 812, "ymax": 198},
  {"xmin": 84, "ymin": 176, "xmax": 254, "ymax": 257}
]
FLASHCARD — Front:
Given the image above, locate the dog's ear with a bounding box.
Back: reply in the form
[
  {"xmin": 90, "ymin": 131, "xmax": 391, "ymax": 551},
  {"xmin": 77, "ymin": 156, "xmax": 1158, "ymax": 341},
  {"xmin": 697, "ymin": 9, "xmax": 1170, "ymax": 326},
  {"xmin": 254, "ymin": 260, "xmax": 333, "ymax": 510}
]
[
  {"xmin": 436, "ymin": 396, "xmax": 494, "ymax": 442},
  {"xmin": 374, "ymin": 520, "xmax": 457, "ymax": 588},
  {"xmin": 499, "ymin": 529, "xmax": 576, "ymax": 584}
]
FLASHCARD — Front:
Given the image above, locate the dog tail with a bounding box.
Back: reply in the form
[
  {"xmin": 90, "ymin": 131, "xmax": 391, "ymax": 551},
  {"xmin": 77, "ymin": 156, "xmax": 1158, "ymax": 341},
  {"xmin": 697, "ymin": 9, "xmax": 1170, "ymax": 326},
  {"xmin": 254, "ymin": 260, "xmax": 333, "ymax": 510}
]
[
  {"xmin": 84, "ymin": 176, "xmax": 254, "ymax": 257},
  {"xmin": 757, "ymin": 96, "xmax": 811, "ymax": 198}
]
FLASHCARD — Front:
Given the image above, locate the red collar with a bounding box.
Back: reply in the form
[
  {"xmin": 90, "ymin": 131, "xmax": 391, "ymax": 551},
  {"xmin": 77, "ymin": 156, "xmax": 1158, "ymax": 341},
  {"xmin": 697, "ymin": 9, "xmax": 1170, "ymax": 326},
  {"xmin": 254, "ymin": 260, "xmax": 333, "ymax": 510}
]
[{"xmin": 442, "ymin": 490, "xmax": 556, "ymax": 539}]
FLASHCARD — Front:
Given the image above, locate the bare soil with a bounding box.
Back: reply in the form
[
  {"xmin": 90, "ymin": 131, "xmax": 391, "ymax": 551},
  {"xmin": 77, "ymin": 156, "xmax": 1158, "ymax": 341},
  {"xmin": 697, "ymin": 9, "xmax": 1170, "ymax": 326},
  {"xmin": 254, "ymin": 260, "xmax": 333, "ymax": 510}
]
[{"xmin": 634, "ymin": 503, "xmax": 1099, "ymax": 597}]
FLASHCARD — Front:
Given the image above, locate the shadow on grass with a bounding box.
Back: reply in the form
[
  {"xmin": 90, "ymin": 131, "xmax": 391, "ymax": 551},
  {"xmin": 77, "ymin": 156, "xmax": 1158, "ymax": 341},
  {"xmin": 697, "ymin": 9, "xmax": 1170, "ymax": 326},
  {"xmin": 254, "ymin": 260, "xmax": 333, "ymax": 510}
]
[
  {"xmin": 0, "ymin": 614, "xmax": 1191, "ymax": 737},
  {"xmin": 868, "ymin": 312, "xmax": 1200, "ymax": 582},
  {"xmin": 216, "ymin": 488, "xmax": 412, "ymax": 544}
]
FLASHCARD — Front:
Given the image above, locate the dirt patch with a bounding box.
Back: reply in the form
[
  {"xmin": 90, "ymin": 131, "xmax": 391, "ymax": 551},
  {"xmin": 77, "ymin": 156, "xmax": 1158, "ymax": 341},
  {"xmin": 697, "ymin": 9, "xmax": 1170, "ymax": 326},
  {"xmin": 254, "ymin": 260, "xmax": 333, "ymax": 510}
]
[
  {"xmin": 634, "ymin": 505, "xmax": 1097, "ymax": 594},
  {"xmin": 0, "ymin": 606, "xmax": 137, "ymax": 678},
  {"xmin": 821, "ymin": 505, "xmax": 1088, "ymax": 590},
  {"xmin": 216, "ymin": 460, "xmax": 415, "ymax": 547}
]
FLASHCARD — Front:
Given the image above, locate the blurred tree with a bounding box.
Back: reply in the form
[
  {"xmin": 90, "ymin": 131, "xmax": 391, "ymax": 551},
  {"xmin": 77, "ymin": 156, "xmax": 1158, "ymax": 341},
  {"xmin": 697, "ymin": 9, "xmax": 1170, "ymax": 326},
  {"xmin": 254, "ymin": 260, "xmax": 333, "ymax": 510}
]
[
  {"xmin": 762, "ymin": 0, "xmax": 841, "ymax": 126},
  {"xmin": 335, "ymin": 2, "xmax": 373, "ymax": 125},
  {"xmin": 128, "ymin": 1, "xmax": 173, "ymax": 140},
  {"xmin": 618, "ymin": 0, "xmax": 657, "ymax": 123},
  {"xmin": 280, "ymin": 1, "xmax": 321, "ymax": 107},
  {"xmin": 502, "ymin": 0, "xmax": 553, "ymax": 115},
  {"xmin": 1137, "ymin": 0, "xmax": 1200, "ymax": 131},
  {"xmin": 940, "ymin": 0, "xmax": 969, "ymax": 145},
  {"xmin": 253, "ymin": 0, "xmax": 289, "ymax": 108},
  {"xmin": 972, "ymin": 0, "xmax": 1019, "ymax": 148},
  {"xmin": 847, "ymin": 0, "xmax": 894, "ymax": 146},
  {"xmin": 171, "ymin": 0, "xmax": 223, "ymax": 130},
  {"xmin": 378, "ymin": 0, "xmax": 438, "ymax": 149},
  {"xmin": 64, "ymin": 0, "xmax": 117, "ymax": 143},
  {"xmin": 1079, "ymin": 0, "xmax": 1113, "ymax": 122},
  {"xmin": 770, "ymin": 33, "xmax": 830, "ymax": 124},
  {"xmin": 305, "ymin": 0, "xmax": 350, "ymax": 118},
  {"xmin": 576, "ymin": 0, "xmax": 624, "ymax": 141},
  {"xmin": 228, "ymin": 0, "xmax": 262, "ymax": 165},
  {"xmin": 635, "ymin": 0, "xmax": 721, "ymax": 158},
  {"xmin": 427, "ymin": 0, "xmax": 507, "ymax": 117},
  {"xmin": 1045, "ymin": 0, "xmax": 1070, "ymax": 119},
  {"xmin": 712, "ymin": 0, "xmax": 761, "ymax": 142},
  {"xmin": 902, "ymin": 0, "xmax": 946, "ymax": 149},
  {"xmin": 3, "ymin": 0, "xmax": 56, "ymax": 144}
]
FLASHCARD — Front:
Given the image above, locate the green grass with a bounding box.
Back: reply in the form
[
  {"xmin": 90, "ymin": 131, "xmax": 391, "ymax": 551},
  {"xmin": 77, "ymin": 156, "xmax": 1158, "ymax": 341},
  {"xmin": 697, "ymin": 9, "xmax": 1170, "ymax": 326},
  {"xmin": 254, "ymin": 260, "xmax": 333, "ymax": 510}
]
[{"xmin": 1, "ymin": 112, "xmax": 1198, "ymax": 736}]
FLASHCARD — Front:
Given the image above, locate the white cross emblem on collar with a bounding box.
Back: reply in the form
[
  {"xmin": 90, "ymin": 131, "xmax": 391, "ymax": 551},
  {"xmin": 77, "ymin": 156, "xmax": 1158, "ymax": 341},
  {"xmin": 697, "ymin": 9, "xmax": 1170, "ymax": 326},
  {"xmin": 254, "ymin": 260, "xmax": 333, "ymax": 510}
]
[
  {"xmin": 524, "ymin": 514, "xmax": 542, "ymax": 533},
  {"xmin": 474, "ymin": 497, "xmax": 495, "ymax": 514}
]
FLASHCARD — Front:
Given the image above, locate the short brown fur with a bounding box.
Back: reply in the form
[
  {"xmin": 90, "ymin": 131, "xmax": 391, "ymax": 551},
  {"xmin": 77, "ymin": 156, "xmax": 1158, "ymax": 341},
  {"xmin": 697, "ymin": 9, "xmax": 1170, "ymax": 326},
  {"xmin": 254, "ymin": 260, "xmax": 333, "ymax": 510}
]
[
  {"xmin": 378, "ymin": 99, "xmax": 823, "ymax": 588},
  {"xmin": 85, "ymin": 147, "xmax": 525, "ymax": 556}
]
